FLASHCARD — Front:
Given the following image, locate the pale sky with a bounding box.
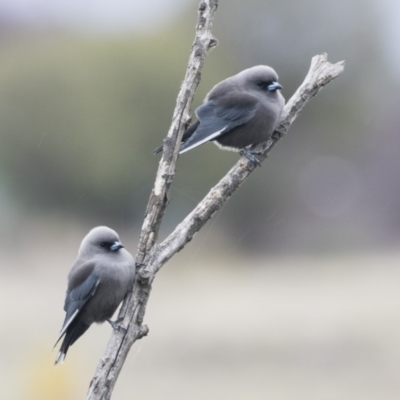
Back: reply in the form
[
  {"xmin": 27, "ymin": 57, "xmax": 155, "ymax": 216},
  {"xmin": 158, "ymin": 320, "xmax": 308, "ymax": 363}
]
[
  {"xmin": 0, "ymin": 0, "xmax": 192, "ymax": 32},
  {"xmin": 0, "ymin": 0, "xmax": 400, "ymax": 75}
]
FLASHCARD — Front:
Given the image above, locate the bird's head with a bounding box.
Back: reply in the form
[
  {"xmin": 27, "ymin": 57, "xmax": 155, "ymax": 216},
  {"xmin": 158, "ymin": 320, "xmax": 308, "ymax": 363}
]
[
  {"xmin": 79, "ymin": 226, "xmax": 124, "ymax": 257},
  {"xmin": 241, "ymin": 65, "xmax": 283, "ymax": 95}
]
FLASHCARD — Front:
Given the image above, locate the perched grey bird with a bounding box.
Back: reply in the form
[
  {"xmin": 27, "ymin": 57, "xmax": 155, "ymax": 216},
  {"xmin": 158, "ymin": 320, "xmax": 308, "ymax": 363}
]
[
  {"xmin": 54, "ymin": 226, "xmax": 135, "ymax": 365},
  {"xmin": 154, "ymin": 65, "xmax": 285, "ymax": 164}
]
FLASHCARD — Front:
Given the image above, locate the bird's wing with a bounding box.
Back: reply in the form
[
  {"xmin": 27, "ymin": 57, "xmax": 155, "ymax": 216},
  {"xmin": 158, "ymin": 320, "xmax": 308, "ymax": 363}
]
[
  {"xmin": 179, "ymin": 93, "xmax": 258, "ymax": 153},
  {"xmin": 54, "ymin": 262, "xmax": 100, "ymax": 346}
]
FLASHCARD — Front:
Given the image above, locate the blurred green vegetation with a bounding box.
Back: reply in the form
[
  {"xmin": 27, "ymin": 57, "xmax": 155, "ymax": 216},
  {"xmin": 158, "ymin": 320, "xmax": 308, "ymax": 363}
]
[
  {"xmin": 0, "ymin": 30, "xmax": 191, "ymax": 222},
  {"xmin": 0, "ymin": 0, "xmax": 398, "ymax": 251}
]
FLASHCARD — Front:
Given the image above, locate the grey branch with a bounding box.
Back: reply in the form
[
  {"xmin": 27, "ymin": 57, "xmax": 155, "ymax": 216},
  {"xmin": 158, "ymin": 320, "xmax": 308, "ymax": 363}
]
[
  {"xmin": 136, "ymin": 0, "xmax": 218, "ymax": 268},
  {"xmin": 87, "ymin": 1, "xmax": 219, "ymax": 399},
  {"xmin": 86, "ymin": 3, "xmax": 345, "ymax": 400}
]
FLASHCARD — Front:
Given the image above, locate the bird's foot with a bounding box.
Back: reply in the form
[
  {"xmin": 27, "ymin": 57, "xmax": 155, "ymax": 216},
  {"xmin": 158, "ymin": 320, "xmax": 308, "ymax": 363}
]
[
  {"xmin": 107, "ymin": 318, "xmax": 126, "ymax": 333},
  {"xmin": 239, "ymin": 148, "xmax": 262, "ymax": 167}
]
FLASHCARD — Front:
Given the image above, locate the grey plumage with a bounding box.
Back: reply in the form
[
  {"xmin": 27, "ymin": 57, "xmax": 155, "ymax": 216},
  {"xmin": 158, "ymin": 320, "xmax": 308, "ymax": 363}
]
[
  {"xmin": 54, "ymin": 226, "xmax": 135, "ymax": 365},
  {"xmin": 154, "ymin": 65, "xmax": 285, "ymax": 162}
]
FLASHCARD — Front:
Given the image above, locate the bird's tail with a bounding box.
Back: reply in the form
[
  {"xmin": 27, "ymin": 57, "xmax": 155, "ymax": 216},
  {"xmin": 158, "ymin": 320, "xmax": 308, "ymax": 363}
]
[
  {"xmin": 153, "ymin": 144, "xmax": 163, "ymax": 154},
  {"xmin": 55, "ymin": 320, "xmax": 89, "ymax": 365}
]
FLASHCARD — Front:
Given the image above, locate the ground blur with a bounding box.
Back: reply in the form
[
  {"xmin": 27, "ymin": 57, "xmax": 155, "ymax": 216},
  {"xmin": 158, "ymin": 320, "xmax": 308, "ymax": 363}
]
[{"xmin": 2, "ymin": 222, "xmax": 400, "ymax": 399}]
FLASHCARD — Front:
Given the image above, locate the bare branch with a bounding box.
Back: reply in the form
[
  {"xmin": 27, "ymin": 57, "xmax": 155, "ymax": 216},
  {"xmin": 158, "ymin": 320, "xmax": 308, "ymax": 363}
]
[
  {"xmin": 86, "ymin": 1, "xmax": 219, "ymax": 399},
  {"xmin": 136, "ymin": 0, "xmax": 218, "ymax": 267},
  {"xmin": 86, "ymin": 2, "xmax": 345, "ymax": 397}
]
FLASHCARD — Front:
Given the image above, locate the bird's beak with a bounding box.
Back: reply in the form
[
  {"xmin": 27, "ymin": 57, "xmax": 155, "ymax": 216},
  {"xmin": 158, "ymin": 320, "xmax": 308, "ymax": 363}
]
[
  {"xmin": 267, "ymin": 82, "xmax": 283, "ymax": 91},
  {"xmin": 110, "ymin": 241, "xmax": 124, "ymax": 251}
]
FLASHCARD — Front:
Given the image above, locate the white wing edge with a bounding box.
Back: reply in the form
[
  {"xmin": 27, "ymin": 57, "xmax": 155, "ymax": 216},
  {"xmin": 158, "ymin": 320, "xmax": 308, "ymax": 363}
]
[
  {"xmin": 54, "ymin": 309, "xmax": 80, "ymax": 347},
  {"xmin": 179, "ymin": 127, "xmax": 227, "ymax": 154},
  {"xmin": 54, "ymin": 279, "xmax": 101, "ymax": 347}
]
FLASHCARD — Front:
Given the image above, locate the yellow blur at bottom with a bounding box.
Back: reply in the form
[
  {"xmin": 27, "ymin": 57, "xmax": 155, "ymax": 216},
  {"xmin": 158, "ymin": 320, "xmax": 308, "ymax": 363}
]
[{"xmin": 25, "ymin": 344, "xmax": 80, "ymax": 400}]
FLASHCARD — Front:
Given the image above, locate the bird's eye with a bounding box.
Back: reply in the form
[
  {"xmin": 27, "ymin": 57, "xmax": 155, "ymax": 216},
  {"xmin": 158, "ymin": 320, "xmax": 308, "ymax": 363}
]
[
  {"xmin": 100, "ymin": 242, "xmax": 107, "ymax": 248},
  {"xmin": 257, "ymin": 81, "xmax": 264, "ymax": 87}
]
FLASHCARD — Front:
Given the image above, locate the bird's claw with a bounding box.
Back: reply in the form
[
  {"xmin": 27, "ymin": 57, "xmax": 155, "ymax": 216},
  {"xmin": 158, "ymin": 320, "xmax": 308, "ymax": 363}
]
[
  {"xmin": 239, "ymin": 148, "xmax": 262, "ymax": 167},
  {"xmin": 107, "ymin": 318, "xmax": 126, "ymax": 333}
]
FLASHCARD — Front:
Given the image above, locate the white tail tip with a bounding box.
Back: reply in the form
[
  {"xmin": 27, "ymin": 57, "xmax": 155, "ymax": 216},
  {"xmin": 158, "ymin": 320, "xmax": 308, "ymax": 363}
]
[{"xmin": 55, "ymin": 351, "xmax": 65, "ymax": 365}]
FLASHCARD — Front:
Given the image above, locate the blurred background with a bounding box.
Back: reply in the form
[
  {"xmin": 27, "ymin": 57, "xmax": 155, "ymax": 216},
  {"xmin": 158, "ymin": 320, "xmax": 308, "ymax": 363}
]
[{"xmin": 1, "ymin": 0, "xmax": 400, "ymax": 399}]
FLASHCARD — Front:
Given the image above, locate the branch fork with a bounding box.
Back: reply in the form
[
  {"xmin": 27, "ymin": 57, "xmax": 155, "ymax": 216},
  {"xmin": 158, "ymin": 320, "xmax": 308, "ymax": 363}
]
[{"xmin": 86, "ymin": 0, "xmax": 344, "ymax": 397}]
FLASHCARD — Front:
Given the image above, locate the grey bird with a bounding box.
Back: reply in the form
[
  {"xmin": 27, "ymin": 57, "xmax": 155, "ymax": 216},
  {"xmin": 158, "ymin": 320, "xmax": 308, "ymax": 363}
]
[
  {"xmin": 54, "ymin": 226, "xmax": 135, "ymax": 365},
  {"xmin": 154, "ymin": 65, "xmax": 285, "ymax": 164}
]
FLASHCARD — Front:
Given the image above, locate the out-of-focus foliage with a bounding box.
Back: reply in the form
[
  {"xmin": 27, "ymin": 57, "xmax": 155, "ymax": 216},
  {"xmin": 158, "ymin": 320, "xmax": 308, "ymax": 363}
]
[
  {"xmin": 0, "ymin": 29, "xmax": 195, "ymax": 223},
  {"xmin": 0, "ymin": 0, "xmax": 399, "ymax": 251}
]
